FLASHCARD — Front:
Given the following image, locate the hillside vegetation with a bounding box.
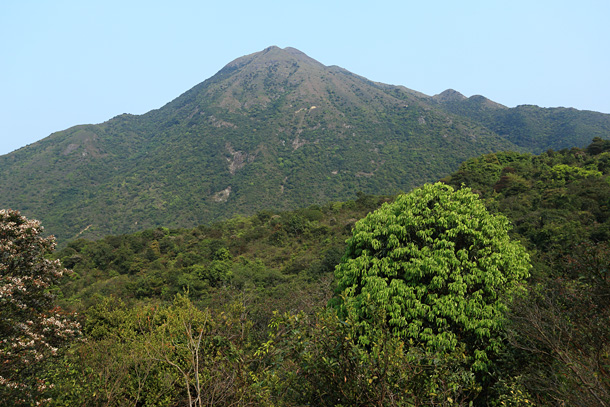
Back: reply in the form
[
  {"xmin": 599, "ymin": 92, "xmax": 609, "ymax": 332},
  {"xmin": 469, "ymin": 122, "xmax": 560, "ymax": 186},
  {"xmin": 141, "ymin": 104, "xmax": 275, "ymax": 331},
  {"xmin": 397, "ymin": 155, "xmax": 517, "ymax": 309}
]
[
  {"xmin": 2, "ymin": 47, "xmax": 610, "ymax": 244},
  {"xmin": 28, "ymin": 138, "xmax": 609, "ymax": 406},
  {"xmin": 433, "ymin": 90, "xmax": 610, "ymax": 152}
]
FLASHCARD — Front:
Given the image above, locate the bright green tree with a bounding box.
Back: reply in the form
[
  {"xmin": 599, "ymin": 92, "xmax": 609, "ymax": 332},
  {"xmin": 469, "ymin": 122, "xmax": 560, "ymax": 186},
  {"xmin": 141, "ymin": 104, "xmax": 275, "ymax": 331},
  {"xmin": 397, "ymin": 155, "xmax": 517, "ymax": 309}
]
[{"xmin": 334, "ymin": 183, "xmax": 531, "ymax": 372}]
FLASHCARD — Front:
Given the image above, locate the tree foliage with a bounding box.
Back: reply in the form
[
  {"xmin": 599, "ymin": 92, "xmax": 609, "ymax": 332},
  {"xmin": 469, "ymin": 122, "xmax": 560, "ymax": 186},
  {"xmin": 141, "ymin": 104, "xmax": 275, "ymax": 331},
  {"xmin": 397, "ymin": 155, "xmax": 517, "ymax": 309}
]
[
  {"xmin": 334, "ymin": 183, "xmax": 531, "ymax": 372},
  {"xmin": 49, "ymin": 295, "xmax": 259, "ymax": 407},
  {"xmin": 0, "ymin": 209, "xmax": 80, "ymax": 405},
  {"xmin": 10, "ymin": 139, "xmax": 610, "ymax": 405},
  {"xmin": 444, "ymin": 140, "xmax": 610, "ymax": 405},
  {"xmin": 257, "ymin": 306, "xmax": 484, "ymax": 406}
]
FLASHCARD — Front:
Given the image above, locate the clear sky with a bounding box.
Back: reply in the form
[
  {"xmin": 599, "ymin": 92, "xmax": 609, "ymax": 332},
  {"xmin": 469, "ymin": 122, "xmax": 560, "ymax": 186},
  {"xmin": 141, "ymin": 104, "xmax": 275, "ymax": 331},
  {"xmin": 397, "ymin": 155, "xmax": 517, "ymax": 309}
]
[{"xmin": 1, "ymin": 0, "xmax": 609, "ymax": 156}]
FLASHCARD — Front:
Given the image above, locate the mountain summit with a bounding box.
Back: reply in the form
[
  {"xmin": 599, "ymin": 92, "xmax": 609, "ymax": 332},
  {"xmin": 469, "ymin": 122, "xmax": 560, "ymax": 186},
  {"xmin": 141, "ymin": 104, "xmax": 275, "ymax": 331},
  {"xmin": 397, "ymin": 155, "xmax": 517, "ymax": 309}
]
[
  {"xmin": 1, "ymin": 46, "xmax": 609, "ymax": 242},
  {"xmin": 161, "ymin": 45, "xmax": 430, "ymax": 123}
]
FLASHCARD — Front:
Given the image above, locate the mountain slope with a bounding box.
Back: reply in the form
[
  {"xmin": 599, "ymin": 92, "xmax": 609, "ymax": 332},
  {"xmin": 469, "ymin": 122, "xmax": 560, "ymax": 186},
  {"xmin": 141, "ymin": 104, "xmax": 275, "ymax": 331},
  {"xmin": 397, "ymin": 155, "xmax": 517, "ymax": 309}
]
[
  {"xmin": 432, "ymin": 89, "xmax": 610, "ymax": 152},
  {"xmin": 0, "ymin": 46, "xmax": 605, "ymax": 243}
]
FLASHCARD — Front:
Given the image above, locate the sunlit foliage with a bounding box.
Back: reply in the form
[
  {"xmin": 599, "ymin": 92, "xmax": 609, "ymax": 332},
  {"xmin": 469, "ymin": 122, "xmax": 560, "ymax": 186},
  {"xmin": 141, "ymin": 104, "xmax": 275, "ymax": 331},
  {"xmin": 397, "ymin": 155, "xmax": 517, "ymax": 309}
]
[{"xmin": 334, "ymin": 183, "xmax": 531, "ymax": 373}]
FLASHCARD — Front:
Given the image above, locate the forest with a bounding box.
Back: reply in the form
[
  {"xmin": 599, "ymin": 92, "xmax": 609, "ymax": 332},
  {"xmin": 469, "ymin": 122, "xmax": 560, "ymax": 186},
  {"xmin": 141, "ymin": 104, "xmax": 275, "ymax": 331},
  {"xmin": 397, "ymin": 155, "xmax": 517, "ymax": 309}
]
[{"xmin": 2, "ymin": 137, "xmax": 610, "ymax": 406}]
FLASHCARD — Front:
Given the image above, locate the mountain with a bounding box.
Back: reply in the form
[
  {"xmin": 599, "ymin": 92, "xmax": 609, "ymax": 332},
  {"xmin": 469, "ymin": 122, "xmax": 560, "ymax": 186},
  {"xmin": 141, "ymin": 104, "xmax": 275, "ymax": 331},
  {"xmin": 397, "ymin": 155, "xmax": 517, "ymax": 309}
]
[
  {"xmin": 431, "ymin": 90, "xmax": 610, "ymax": 152},
  {"xmin": 0, "ymin": 46, "xmax": 608, "ymax": 243}
]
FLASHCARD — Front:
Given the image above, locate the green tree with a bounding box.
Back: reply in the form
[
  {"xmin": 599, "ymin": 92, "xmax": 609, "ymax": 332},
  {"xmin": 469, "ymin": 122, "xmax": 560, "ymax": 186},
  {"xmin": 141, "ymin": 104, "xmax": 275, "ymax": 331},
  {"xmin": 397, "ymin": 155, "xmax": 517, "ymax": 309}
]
[
  {"xmin": 257, "ymin": 308, "xmax": 482, "ymax": 406},
  {"xmin": 0, "ymin": 209, "xmax": 81, "ymax": 405},
  {"xmin": 49, "ymin": 295, "xmax": 261, "ymax": 406},
  {"xmin": 333, "ymin": 183, "xmax": 531, "ymax": 372}
]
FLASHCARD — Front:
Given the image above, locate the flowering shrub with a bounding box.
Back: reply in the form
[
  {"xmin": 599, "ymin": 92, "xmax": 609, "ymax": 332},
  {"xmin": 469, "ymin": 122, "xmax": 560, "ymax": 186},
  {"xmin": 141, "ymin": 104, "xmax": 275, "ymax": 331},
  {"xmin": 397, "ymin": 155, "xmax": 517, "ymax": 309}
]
[{"xmin": 0, "ymin": 209, "xmax": 81, "ymax": 405}]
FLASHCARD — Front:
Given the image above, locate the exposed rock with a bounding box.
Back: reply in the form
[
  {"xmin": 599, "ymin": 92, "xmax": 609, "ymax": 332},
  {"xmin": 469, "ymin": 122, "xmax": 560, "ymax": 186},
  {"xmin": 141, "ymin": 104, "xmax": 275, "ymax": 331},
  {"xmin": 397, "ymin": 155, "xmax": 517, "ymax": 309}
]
[
  {"xmin": 292, "ymin": 134, "xmax": 307, "ymax": 150},
  {"xmin": 209, "ymin": 115, "xmax": 237, "ymax": 128},
  {"xmin": 212, "ymin": 186, "xmax": 232, "ymax": 203},
  {"xmin": 63, "ymin": 143, "xmax": 79, "ymax": 155},
  {"xmin": 225, "ymin": 142, "xmax": 250, "ymax": 174}
]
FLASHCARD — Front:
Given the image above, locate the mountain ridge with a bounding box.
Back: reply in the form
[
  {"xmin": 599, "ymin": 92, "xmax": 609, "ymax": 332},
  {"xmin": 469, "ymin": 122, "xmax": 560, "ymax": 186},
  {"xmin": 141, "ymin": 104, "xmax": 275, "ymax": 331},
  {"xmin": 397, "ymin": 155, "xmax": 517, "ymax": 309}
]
[{"xmin": 1, "ymin": 46, "xmax": 608, "ymax": 243}]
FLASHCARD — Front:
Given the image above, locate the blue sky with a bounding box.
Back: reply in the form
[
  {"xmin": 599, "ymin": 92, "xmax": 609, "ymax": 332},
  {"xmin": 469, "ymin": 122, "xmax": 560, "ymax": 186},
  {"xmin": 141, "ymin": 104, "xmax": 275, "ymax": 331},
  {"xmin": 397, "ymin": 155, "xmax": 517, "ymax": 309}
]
[{"xmin": 1, "ymin": 0, "xmax": 609, "ymax": 155}]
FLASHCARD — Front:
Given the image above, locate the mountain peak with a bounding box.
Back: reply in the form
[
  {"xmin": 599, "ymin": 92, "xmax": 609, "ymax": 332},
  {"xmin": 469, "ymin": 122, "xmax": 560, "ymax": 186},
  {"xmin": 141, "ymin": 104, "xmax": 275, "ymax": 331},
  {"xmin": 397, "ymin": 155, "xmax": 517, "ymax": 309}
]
[
  {"xmin": 177, "ymin": 46, "xmax": 349, "ymax": 114},
  {"xmin": 467, "ymin": 94, "xmax": 507, "ymax": 109},
  {"xmin": 223, "ymin": 46, "xmax": 324, "ymax": 72},
  {"xmin": 432, "ymin": 89, "xmax": 467, "ymax": 103}
]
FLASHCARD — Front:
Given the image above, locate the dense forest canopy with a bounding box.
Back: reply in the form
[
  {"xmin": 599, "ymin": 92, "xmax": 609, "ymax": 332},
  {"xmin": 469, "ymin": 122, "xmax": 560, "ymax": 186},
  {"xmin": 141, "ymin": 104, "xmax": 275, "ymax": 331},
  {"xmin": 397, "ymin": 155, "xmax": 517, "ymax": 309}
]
[{"xmin": 1, "ymin": 138, "xmax": 610, "ymax": 405}]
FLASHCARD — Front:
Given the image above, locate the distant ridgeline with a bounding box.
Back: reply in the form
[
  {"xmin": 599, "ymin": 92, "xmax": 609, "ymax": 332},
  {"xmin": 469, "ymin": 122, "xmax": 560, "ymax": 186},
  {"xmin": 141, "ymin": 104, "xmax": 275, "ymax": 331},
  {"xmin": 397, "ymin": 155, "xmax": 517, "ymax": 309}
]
[{"xmin": 1, "ymin": 46, "xmax": 609, "ymax": 243}]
